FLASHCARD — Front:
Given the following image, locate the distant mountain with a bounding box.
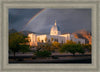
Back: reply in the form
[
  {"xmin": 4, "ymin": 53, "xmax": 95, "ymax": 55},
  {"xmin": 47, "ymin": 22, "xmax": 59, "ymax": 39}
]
[
  {"xmin": 19, "ymin": 31, "xmax": 36, "ymax": 36},
  {"xmin": 9, "ymin": 29, "xmax": 48, "ymax": 36},
  {"xmin": 9, "ymin": 29, "xmax": 36, "ymax": 36},
  {"xmin": 72, "ymin": 29, "xmax": 91, "ymax": 44},
  {"xmin": 9, "ymin": 29, "xmax": 17, "ymax": 34},
  {"xmin": 19, "ymin": 31, "xmax": 49, "ymax": 36}
]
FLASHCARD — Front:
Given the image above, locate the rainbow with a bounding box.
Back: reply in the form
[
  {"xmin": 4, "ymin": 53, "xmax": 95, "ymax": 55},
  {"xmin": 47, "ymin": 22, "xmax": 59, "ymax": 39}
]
[{"xmin": 21, "ymin": 8, "xmax": 46, "ymax": 31}]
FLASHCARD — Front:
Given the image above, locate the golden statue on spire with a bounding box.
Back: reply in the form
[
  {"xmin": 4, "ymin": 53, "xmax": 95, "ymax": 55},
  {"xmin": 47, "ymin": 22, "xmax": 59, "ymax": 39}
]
[{"xmin": 55, "ymin": 20, "xmax": 56, "ymax": 25}]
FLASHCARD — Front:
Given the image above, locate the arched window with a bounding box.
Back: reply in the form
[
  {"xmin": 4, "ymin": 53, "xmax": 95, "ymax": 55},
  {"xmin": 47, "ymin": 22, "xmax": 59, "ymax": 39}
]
[
  {"xmin": 51, "ymin": 37, "xmax": 54, "ymax": 42},
  {"xmin": 45, "ymin": 37, "xmax": 47, "ymax": 42},
  {"xmin": 37, "ymin": 37, "xmax": 40, "ymax": 42},
  {"xmin": 41, "ymin": 40, "xmax": 44, "ymax": 43}
]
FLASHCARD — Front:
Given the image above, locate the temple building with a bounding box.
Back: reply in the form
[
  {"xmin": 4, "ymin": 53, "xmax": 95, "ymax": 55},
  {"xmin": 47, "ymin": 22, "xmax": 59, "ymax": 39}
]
[{"xmin": 28, "ymin": 20, "xmax": 85, "ymax": 46}]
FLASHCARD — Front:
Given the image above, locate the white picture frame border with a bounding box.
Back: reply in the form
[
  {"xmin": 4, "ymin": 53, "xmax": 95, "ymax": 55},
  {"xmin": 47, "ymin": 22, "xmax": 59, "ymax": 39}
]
[{"xmin": 0, "ymin": 0, "xmax": 99, "ymax": 72}]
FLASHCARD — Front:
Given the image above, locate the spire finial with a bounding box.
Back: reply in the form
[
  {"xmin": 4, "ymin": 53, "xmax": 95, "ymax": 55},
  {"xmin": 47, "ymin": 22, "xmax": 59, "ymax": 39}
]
[{"xmin": 55, "ymin": 20, "xmax": 56, "ymax": 25}]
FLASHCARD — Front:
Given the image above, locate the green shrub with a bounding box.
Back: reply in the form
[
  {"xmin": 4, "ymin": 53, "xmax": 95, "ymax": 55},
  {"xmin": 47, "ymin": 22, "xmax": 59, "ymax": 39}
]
[
  {"xmin": 35, "ymin": 50, "xmax": 51, "ymax": 58},
  {"xmin": 60, "ymin": 43, "xmax": 85, "ymax": 55}
]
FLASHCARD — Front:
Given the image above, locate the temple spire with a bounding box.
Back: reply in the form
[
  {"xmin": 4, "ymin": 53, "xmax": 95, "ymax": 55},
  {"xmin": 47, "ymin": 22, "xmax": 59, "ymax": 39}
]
[{"xmin": 55, "ymin": 20, "xmax": 56, "ymax": 26}]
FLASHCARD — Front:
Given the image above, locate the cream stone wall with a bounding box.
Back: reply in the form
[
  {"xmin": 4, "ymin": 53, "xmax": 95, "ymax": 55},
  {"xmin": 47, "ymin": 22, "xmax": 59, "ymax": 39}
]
[
  {"xmin": 60, "ymin": 34, "xmax": 71, "ymax": 41},
  {"xmin": 28, "ymin": 33, "xmax": 85, "ymax": 46},
  {"xmin": 37, "ymin": 34, "xmax": 65, "ymax": 43},
  {"xmin": 46, "ymin": 35, "xmax": 65, "ymax": 43},
  {"xmin": 28, "ymin": 33, "xmax": 37, "ymax": 46},
  {"xmin": 37, "ymin": 35, "xmax": 47, "ymax": 43}
]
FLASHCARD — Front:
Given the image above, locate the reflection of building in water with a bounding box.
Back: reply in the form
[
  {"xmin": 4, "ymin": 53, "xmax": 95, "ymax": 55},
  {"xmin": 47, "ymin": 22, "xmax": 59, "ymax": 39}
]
[{"xmin": 28, "ymin": 20, "xmax": 85, "ymax": 46}]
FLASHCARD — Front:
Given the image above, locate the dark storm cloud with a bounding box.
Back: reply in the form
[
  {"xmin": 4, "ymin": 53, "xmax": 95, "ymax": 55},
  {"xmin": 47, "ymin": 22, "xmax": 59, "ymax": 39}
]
[
  {"xmin": 9, "ymin": 9, "xmax": 43, "ymax": 31},
  {"xmin": 9, "ymin": 9, "xmax": 91, "ymax": 34}
]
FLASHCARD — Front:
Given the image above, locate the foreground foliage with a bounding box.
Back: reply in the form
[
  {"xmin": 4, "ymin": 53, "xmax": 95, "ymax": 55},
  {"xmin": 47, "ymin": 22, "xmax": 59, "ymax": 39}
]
[
  {"xmin": 34, "ymin": 50, "xmax": 51, "ymax": 58},
  {"xmin": 59, "ymin": 40, "xmax": 89, "ymax": 55},
  {"xmin": 60, "ymin": 44, "xmax": 85, "ymax": 55},
  {"xmin": 9, "ymin": 32, "xmax": 29, "ymax": 57}
]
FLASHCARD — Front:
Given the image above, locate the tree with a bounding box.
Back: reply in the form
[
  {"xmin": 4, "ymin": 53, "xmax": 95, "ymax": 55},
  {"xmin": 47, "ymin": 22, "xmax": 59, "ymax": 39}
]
[
  {"xmin": 77, "ymin": 47, "xmax": 85, "ymax": 54},
  {"xmin": 52, "ymin": 41, "xmax": 60, "ymax": 48},
  {"xmin": 60, "ymin": 43, "xmax": 85, "ymax": 55},
  {"xmin": 75, "ymin": 44, "xmax": 85, "ymax": 55},
  {"xmin": 36, "ymin": 44, "xmax": 44, "ymax": 52},
  {"xmin": 60, "ymin": 44, "xmax": 69, "ymax": 53},
  {"xmin": 19, "ymin": 45, "xmax": 30, "ymax": 54},
  {"xmin": 36, "ymin": 43, "xmax": 55, "ymax": 52},
  {"xmin": 34, "ymin": 50, "xmax": 51, "ymax": 58},
  {"xmin": 60, "ymin": 44, "xmax": 77, "ymax": 55},
  {"xmin": 9, "ymin": 32, "xmax": 29, "ymax": 57},
  {"xmin": 82, "ymin": 44, "xmax": 91, "ymax": 52},
  {"xmin": 52, "ymin": 41, "xmax": 61, "ymax": 52},
  {"xmin": 43, "ymin": 43, "xmax": 53, "ymax": 51},
  {"xmin": 68, "ymin": 46, "xmax": 76, "ymax": 55},
  {"xmin": 66, "ymin": 40, "xmax": 76, "ymax": 44}
]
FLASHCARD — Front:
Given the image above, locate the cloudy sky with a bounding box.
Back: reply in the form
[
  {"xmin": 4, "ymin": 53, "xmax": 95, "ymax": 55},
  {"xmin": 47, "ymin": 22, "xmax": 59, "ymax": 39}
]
[{"xmin": 9, "ymin": 8, "xmax": 91, "ymax": 34}]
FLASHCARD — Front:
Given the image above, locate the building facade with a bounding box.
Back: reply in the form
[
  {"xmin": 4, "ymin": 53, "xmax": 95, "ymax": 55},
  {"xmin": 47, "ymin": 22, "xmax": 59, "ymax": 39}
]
[{"xmin": 28, "ymin": 20, "xmax": 85, "ymax": 46}]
